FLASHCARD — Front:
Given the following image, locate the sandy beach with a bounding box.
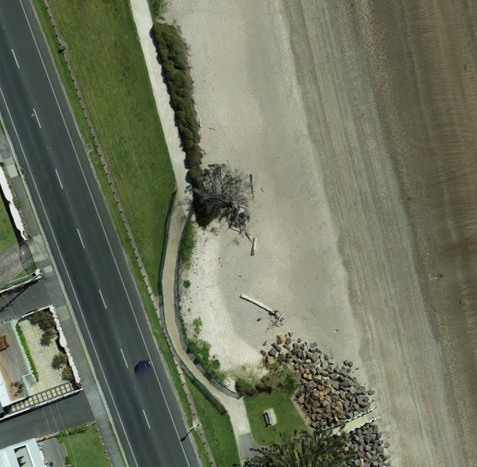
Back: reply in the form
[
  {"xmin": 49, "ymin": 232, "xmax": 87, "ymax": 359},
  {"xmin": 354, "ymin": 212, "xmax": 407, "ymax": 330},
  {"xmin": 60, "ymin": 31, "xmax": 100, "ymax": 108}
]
[{"xmin": 166, "ymin": 0, "xmax": 477, "ymax": 465}]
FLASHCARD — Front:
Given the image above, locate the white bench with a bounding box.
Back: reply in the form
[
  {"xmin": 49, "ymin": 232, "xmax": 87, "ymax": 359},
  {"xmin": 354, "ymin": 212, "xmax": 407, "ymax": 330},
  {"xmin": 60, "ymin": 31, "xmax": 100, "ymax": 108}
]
[{"xmin": 263, "ymin": 408, "xmax": 277, "ymax": 427}]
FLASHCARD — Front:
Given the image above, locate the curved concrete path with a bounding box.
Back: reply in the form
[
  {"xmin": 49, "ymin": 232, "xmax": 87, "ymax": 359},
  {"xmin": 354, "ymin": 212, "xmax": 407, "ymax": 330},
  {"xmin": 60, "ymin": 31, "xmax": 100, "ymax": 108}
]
[{"xmin": 129, "ymin": 0, "xmax": 255, "ymax": 461}]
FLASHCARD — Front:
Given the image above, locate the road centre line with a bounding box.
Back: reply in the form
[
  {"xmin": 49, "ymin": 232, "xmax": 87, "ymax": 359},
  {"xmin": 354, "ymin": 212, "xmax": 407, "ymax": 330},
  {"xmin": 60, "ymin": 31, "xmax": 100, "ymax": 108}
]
[
  {"xmin": 54, "ymin": 169, "xmax": 63, "ymax": 189},
  {"xmin": 98, "ymin": 289, "xmax": 107, "ymax": 309},
  {"xmin": 142, "ymin": 409, "xmax": 151, "ymax": 430},
  {"xmin": 18, "ymin": 3, "xmax": 192, "ymax": 464},
  {"xmin": 120, "ymin": 348, "xmax": 128, "ymax": 368},
  {"xmin": 11, "ymin": 49, "xmax": 20, "ymax": 69},
  {"xmin": 76, "ymin": 228, "xmax": 85, "ymax": 249},
  {"xmin": 32, "ymin": 107, "xmax": 41, "ymax": 128}
]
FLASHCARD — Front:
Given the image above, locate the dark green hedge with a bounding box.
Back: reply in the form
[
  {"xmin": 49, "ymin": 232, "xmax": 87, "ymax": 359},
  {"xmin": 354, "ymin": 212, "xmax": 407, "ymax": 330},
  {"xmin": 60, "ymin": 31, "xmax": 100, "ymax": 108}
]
[{"xmin": 152, "ymin": 23, "xmax": 204, "ymax": 189}]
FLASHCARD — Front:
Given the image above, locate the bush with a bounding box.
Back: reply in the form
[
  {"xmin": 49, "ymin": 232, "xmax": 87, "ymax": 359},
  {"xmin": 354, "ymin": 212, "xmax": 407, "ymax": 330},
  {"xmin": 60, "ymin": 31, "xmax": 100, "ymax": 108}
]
[
  {"xmin": 257, "ymin": 364, "xmax": 298, "ymax": 395},
  {"xmin": 188, "ymin": 338, "xmax": 224, "ymax": 383},
  {"xmin": 52, "ymin": 353, "xmax": 68, "ymax": 369},
  {"xmin": 40, "ymin": 329, "xmax": 56, "ymax": 346},
  {"xmin": 235, "ymin": 376, "xmax": 257, "ymax": 396},
  {"xmin": 61, "ymin": 366, "xmax": 75, "ymax": 382},
  {"xmin": 28, "ymin": 310, "xmax": 55, "ymax": 331}
]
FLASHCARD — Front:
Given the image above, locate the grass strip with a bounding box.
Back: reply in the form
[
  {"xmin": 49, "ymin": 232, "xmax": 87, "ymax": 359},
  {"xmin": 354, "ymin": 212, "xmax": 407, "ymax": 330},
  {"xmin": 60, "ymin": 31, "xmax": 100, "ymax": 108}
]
[
  {"xmin": 244, "ymin": 390, "xmax": 308, "ymax": 445},
  {"xmin": 187, "ymin": 376, "xmax": 240, "ymax": 466},
  {"xmin": 59, "ymin": 424, "xmax": 109, "ymax": 467},
  {"xmin": 15, "ymin": 323, "xmax": 39, "ymax": 381},
  {"xmin": 0, "ymin": 196, "xmax": 18, "ymax": 253}
]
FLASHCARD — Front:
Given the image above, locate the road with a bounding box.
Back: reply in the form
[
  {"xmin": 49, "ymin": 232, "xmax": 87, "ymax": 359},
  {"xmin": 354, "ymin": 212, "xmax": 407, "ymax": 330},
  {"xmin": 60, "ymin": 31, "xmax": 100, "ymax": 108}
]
[
  {"xmin": 0, "ymin": 1, "xmax": 198, "ymax": 465},
  {"xmin": 0, "ymin": 392, "xmax": 93, "ymax": 447}
]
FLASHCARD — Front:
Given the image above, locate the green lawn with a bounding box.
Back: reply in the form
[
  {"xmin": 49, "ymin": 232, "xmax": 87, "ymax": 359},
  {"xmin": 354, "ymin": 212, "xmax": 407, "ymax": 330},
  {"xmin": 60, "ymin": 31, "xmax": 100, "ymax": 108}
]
[
  {"xmin": 0, "ymin": 202, "xmax": 17, "ymax": 253},
  {"xmin": 187, "ymin": 377, "xmax": 240, "ymax": 466},
  {"xmin": 60, "ymin": 425, "xmax": 109, "ymax": 467},
  {"xmin": 36, "ymin": 0, "xmax": 175, "ymax": 291},
  {"xmin": 245, "ymin": 390, "xmax": 308, "ymax": 445}
]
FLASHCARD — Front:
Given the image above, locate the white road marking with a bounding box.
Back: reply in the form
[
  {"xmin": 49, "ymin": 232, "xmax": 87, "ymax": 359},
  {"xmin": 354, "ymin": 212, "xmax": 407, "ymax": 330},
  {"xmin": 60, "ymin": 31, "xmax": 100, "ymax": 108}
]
[
  {"xmin": 11, "ymin": 49, "xmax": 20, "ymax": 69},
  {"xmin": 98, "ymin": 289, "xmax": 107, "ymax": 310},
  {"xmin": 120, "ymin": 348, "xmax": 128, "ymax": 368},
  {"xmin": 142, "ymin": 409, "xmax": 151, "ymax": 429},
  {"xmin": 76, "ymin": 228, "xmax": 85, "ymax": 248},
  {"xmin": 32, "ymin": 107, "xmax": 41, "ymax": 128},
  {"xmin": 55, "ymin": 169, "xmax": 63, "ymax": 189}
]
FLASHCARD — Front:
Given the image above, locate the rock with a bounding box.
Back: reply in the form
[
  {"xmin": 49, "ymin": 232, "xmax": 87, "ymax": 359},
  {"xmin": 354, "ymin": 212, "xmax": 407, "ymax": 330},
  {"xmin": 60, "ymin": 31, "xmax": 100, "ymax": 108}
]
[
  {"xmin": 266, "ymin": 355, "xmax": 276, "ymax": 365},
  {"xmin": 297, "ymin": 394, "xmax": 305, "ymax": 404},
  {"xmin": 268, "ymin": 347, "xmax": 278, "ymax": 357},
  {"xmin": 277, "ymin": 334, "xmax": 286, "ymax": 344},
  {"xmin": 368, "ymin": 389, "xmax": 375, "ymax": 395}
]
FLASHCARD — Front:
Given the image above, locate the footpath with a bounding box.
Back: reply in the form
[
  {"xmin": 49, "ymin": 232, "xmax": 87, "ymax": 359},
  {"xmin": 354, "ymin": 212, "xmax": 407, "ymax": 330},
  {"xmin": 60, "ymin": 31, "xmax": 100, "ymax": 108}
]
[{"xmin": 129, "ymin": 0, "xmax": 257, "ymax": 463}]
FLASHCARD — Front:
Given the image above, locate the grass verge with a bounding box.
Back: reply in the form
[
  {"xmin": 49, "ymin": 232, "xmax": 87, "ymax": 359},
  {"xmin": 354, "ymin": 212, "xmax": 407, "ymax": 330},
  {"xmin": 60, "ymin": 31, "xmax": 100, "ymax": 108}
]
[
  {"xmin": 187, "ymin": 376, "xmax": 240, "ymax": 466},
  {"xmin": 244, "ymin": 390, "xmax": 308, "ymax": 445},
  {"xmin": 180, "ymin": 220, "xmax": 195, "ymax": 268},
  {"xmin": 15, "ymin": 323, "xmax": 38, "ymax": 381},
  {"xmin": 0, "ymin": 200, "xmax": 17, "ymax": 253},
  {"xmin": 59, "ymin": 424, "xmax": 109, "ymax": 467}
]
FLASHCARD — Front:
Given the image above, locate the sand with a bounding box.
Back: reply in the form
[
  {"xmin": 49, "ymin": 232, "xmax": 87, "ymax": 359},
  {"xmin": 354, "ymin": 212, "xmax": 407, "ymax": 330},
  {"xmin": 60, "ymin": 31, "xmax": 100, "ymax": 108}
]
[{"xmin": 166, "ymin": 0, "xmax": 477, "ymax": 465}]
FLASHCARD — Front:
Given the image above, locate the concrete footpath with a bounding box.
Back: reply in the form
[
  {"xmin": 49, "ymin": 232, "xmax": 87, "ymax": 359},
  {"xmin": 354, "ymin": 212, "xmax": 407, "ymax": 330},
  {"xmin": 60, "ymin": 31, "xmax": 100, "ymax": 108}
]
[{"xmin": 129, "ymin": 0, "xmax": 257, "ymax": 462}]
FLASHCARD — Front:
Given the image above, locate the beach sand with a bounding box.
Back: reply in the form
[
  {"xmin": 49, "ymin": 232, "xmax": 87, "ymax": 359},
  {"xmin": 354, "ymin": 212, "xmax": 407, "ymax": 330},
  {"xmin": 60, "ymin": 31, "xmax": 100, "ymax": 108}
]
[{"xmin": 167, "ymin": 0, "xmax": 477, "ymax": 465}]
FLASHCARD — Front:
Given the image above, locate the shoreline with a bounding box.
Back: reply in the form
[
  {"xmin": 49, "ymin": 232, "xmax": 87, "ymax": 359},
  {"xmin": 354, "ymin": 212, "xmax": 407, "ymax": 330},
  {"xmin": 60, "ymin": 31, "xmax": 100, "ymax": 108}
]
[{"xmin": 167, "ymin": 0, "xmax": 477, "ymax": 464}]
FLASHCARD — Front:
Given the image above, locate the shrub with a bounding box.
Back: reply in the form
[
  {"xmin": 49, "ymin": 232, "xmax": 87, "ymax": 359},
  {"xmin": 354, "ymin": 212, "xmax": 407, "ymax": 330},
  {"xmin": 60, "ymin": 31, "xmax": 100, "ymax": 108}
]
[
  {"xmin": 192, "ymin": 317, "xmax": 201, "ymax": 336},
  {"xmin": 29, "ymin": 310, "xmax": 55, "ymax": 331},
  {"xmin": 52, "ymin": 353, "xmax": 68, "ymax": 369},
  {"xmin": 257, "ymin": 364, "xmax": 298, "ymax": 395},
  {"xmin": 236, "ymin": 376, "xmax": 257, "ymax": 396},
  {"xmin": 61, "ymin": 366, "xmax": 75, "ymax": 382},
  {"xmin": 40, "ymin": 329, "xmax": 56, "ymax": 346},
  {"xmin": 183, "ymin": 279, "xmax": 191, "ymax": 289},
  {"xmin": 187, "ymin": 338, "xmax": 225, "ymax": 383}
]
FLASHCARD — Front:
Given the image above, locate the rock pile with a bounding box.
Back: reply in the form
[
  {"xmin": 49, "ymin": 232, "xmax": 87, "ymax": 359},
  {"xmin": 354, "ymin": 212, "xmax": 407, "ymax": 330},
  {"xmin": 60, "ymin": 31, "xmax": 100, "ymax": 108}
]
[
  {"xmin": 264, "ymin": 334, "xmax": 373, "ymax": 429},
  {"xmin": 346, "ymin": 422, "xmax": 391, "ymax": 466},
  {"xmin": 263, "ymin": 334, "xmax": 390, "ymax": 466}
]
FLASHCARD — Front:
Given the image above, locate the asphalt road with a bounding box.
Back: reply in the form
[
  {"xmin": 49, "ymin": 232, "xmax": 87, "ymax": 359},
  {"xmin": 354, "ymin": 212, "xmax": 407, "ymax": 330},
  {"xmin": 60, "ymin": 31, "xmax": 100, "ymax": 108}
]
[
  {"xmin": 0, "ymin": 1, "xmax": 198, "ymax": 465},
  {"xmin": 0, "ymin": 392, "xmax": 93, "ymax": 447}
]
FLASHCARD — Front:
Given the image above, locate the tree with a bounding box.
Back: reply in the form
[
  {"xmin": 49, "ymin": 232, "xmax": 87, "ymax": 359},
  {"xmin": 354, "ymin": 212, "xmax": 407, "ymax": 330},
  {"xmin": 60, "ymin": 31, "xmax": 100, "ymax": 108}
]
[
  {"xmin": 194, "ymin": 164, "xmax": 251, "ymax": 233},
  {"xmin": 245, "ymin": 429, "xmax": 355, "ymax": 467}
]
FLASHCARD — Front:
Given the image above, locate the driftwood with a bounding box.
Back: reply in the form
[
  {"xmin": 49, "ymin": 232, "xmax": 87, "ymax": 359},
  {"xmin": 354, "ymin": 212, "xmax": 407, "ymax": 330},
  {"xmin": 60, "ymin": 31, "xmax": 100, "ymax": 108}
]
[
  {"xmin": 251, "ymin": 237, "xmax": 258, "ymax": 256},
  {"xmin": 240, "ymin": 294, "xmax": 284, "ymax": 327}
]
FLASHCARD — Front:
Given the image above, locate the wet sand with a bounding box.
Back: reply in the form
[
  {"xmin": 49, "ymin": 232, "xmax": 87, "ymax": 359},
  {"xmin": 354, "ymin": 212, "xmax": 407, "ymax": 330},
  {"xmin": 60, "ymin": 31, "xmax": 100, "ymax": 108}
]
[
  {"xmin": 352, "ymin": 0, "xmax": 477, "ymax": 464},
  {"xmin": 167, "ymin": 0, "xmax": 477, "ymax": 464}
]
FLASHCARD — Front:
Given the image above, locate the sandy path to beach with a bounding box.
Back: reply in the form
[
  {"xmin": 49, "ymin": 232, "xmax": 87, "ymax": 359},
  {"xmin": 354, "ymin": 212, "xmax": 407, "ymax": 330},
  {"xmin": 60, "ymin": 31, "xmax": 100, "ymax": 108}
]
[{"xmin": 166, "ymin": 0, "xmax": 474, "ymax": 465}]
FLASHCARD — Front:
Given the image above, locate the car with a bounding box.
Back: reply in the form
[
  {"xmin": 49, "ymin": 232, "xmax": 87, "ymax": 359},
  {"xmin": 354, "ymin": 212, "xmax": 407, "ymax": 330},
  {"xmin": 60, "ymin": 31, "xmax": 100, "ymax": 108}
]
[{"xmin": 134, "ymin": 359, "xmax": 151, "ymax": 373}]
